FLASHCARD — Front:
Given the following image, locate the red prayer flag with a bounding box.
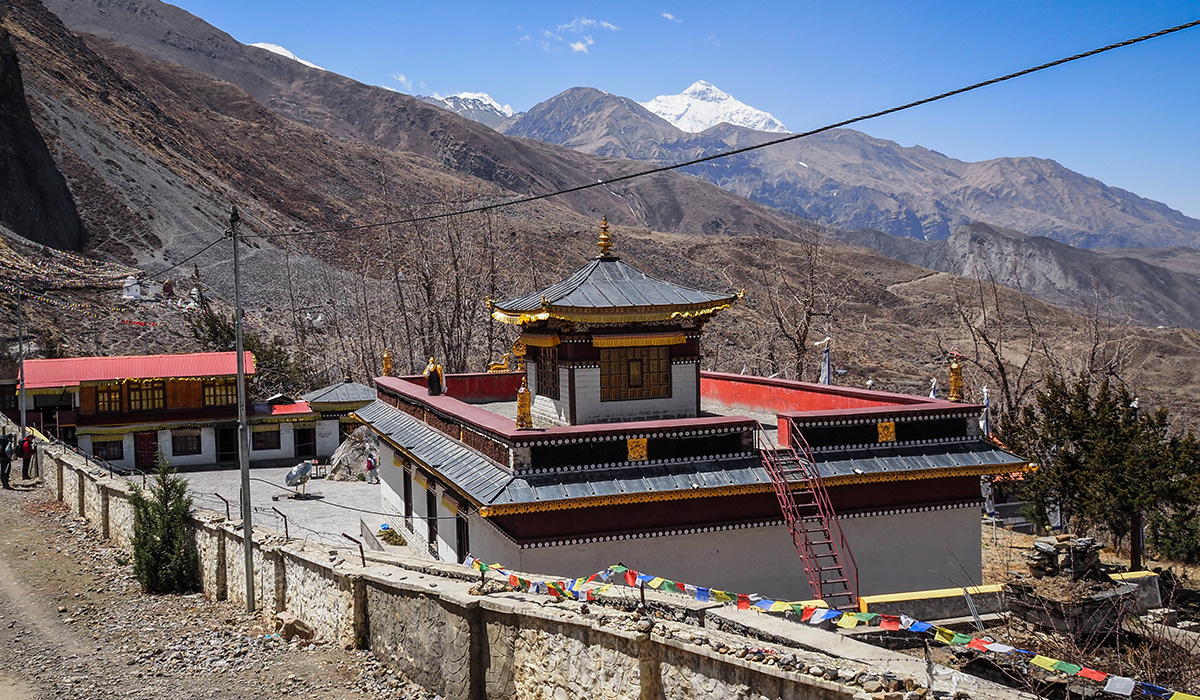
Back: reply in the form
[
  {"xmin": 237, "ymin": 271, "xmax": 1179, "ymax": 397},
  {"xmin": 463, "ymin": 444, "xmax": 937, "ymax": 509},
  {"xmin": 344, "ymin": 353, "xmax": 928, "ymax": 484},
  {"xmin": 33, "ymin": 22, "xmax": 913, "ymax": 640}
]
[
  {"xmin": 509, "ymin": 574, "xmax": 520, "ymax": 588},
  {"xmin": 1077, "ymin": 668, "xmax": 1107, "ymax": 682},
  {"xmin": 967, "ymin": 638, "xmax": 990, "ymax": 652},
  {"xmin": 624, "ymin": 570, "xmax": 638, "ymax": 586},
  {"xmin": 801, "ymin": 607, "xmax": 817, "ymax": 622},
  {"xmin": 675, "ymin": 581, "xmax": 687, "ymax": 593},
  {"xmin": 879, "ymin": 615, "xmax": 900, "ymax": 631},
  {"xmin": 737, "ymin": 594, "xmax": 750, "ymax": 610}
]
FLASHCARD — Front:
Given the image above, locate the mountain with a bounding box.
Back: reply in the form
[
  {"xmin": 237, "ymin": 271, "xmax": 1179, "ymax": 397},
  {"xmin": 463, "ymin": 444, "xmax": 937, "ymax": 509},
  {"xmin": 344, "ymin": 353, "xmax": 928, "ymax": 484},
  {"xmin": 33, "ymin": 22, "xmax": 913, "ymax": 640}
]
[
  {"xmin": 640, "ymin": 81, "xmax": 788, "ymax": 134},
  {"xmin": 504, "ymin": 87, "xmax": 1200, "ymax": 250},
  {"xmin": 248, "ymin": 42, "xmax": 323, "ymax": 70},
  {"xmin": 0, "ymin": 19, "xmax": 85, "ymax": 250},
  {"xmin": 418, "ymin": 92, "xmax": 516, "ymax": 130}
]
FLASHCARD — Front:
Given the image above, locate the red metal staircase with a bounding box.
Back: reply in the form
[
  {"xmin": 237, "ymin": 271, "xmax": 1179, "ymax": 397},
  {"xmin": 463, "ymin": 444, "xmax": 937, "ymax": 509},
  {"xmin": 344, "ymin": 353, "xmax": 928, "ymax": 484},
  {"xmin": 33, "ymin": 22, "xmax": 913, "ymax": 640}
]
[{"xmin": 758, "ymin": 422, "xmax": 859, "ymax": 610}]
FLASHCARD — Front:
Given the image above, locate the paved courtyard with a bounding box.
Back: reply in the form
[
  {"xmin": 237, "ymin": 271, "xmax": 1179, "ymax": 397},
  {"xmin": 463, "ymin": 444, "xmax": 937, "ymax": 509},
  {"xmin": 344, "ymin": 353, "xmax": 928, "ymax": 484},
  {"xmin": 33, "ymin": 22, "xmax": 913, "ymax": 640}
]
[{"xmin": 135, "ymin": 464, "xmax": 401, "ymax": 550}]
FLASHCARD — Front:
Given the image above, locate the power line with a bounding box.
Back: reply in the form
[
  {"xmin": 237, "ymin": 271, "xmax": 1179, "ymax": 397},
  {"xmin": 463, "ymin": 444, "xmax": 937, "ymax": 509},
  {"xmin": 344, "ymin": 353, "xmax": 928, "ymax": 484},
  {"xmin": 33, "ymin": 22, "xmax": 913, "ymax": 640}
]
[
  {"xmin": 142, "ymin": 236, "xmax": 227, "ymax": 281},
  {"xmin": 242, "ymin": 18, "xmax": 1200, "ymax": 241}
]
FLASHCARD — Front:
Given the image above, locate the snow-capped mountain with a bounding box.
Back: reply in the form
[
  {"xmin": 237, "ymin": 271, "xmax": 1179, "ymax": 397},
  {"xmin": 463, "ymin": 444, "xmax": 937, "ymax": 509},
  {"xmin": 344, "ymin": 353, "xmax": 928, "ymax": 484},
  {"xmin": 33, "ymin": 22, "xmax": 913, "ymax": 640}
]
[
  {"xmin": 248, "ymin": 42, "xmax": 323, "ymax": 71},
  {"xmin": 418, "ymin": 92, "xmax": 519, "ymax": 130},
  {"xmin": 640, "ymin": 80, "xmax": 788, "ymax": 134}
]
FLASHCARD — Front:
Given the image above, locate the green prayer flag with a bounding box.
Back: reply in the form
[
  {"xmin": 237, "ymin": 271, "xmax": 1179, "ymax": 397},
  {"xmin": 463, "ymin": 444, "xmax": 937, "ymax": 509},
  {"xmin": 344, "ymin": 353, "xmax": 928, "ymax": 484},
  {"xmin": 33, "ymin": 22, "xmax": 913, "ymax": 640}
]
[
  {"xmin": 1053, "ymin": 661, "xmax": 1083, "ymax": 674},
  {"xmin": 950, "ymin": 633, "xmax": 974, "ymax": 645}
]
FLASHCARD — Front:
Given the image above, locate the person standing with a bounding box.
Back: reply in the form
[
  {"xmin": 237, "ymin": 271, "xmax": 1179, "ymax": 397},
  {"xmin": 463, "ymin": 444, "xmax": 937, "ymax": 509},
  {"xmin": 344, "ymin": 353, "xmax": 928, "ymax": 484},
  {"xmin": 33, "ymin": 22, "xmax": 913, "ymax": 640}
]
[
  {"xmin": 365, "ymin": 455, "xmax": 379, "ymax": 484},
  {"xmin": 423, "ymin": 358, "xmax": 446, "ymax": 396},
  {"xmin": 0, "ymin": 433, "xmax": 11, "ymax": 489},
  {"xmin": 19, "ymin": 434, "xmax": 33, "ymax": 481}
]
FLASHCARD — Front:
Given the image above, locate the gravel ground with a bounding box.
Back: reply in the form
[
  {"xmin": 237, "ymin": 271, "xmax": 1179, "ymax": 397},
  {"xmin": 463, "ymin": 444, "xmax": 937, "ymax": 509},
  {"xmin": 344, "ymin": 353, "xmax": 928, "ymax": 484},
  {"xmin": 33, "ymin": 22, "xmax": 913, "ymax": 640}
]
[{"xmin": 0, "ymin": 480, "xmax": 438, "ymax": 699}]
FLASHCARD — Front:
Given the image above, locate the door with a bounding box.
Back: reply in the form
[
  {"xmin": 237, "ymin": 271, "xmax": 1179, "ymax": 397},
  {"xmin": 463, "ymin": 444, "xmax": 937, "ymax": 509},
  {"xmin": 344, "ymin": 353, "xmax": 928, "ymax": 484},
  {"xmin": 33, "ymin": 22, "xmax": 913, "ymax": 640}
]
[
  {"xmin": 293, "ymin": 427, "xmax": 317, "ymax": 459},
  {"xmin": 134, "ymin": 431, "xmax": 159, "ymax": 471},
  {"xmin": 216, "ymin": 427, "xmax": 238, "ymax": 464}
]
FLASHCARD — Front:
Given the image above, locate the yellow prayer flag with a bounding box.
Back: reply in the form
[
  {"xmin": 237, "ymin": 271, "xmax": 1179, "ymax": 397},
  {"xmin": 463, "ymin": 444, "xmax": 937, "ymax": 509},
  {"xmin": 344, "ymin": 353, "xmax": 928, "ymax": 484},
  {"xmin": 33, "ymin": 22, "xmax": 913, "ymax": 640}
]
[
  {"xmin": 1030, "ymin": 655, "xmax": 1060, "ymax": 670},
  {"xmin": 1169, "ymin": 693, "xmax": 1200, "ymax": 700},
  {"xmin": 648, "ymin": 577, "xmax": 665, "ymax": 588},
  {"xmin": 711, "ymin": 590, "xmax": 732, "ymax": 603},
  {"xmin": 769, "ymin": 601, "xmax": 790, "ymax": 612},
  {"xmin": 837, "ymin": 614, "xmax": 860, "ymax": 628},
  {"xmin": 597, "ymin": 584, "xmax": 613, "ymax": 595},
  {"xmin": 933, "ymin": 628, "xmax": 956, "ymax": 644}
]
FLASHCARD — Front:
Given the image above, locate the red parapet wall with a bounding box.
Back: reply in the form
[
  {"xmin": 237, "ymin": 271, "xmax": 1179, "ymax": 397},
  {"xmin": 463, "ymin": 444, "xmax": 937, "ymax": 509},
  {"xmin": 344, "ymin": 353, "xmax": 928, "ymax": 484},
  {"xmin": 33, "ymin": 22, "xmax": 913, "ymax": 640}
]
[
  {"xmin": 700, "ymin": 371, "xmax": 923, "ymax": 414},
  {"xmin": 394, "ymin": 372, "xmax": 525, "ymax": 404}
]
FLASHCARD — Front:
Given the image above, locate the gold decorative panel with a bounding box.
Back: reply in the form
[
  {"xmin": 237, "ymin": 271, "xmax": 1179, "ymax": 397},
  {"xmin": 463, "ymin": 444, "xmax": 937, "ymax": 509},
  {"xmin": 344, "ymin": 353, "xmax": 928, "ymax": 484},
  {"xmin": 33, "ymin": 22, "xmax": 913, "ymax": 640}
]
[
  {"xmin": 877, "ymin": 421, "xmax": 897, "ymax": 442},
  {"xmin": 627, "ymin": 437, "xmax": 648, "ymax": 461}
]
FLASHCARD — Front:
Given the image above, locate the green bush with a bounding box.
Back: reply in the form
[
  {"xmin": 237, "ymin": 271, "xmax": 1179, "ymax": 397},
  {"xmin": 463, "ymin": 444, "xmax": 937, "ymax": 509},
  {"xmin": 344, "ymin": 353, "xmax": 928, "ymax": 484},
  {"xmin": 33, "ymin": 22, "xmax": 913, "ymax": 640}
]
[{"xmin": 129, "ymin": 453, "xmax": 201, "ymax": 593}]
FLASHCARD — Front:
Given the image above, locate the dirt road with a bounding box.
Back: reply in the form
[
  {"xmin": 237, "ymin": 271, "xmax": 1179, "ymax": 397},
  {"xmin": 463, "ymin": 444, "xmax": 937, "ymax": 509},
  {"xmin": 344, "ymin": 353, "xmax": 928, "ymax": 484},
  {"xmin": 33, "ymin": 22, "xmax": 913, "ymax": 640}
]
[{"xmin": 0, "ymin": 482, "xmax": 431, "ymax": 699}]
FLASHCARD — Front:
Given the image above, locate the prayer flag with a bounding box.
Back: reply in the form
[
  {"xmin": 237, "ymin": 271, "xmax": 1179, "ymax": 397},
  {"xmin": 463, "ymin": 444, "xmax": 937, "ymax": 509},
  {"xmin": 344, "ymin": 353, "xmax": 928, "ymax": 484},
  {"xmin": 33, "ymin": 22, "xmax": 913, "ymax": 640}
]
[
  {"xmin": 879, "ymin": 615, "xmax": 901, "ymax": 631},
  {"xmin": 711, "ymin": 590, "xmax": 732, "ymax": 603},
  {"xmin": 1076, "ymin": 668, "xmax": 1106, "ymax": 682},
  {"xmin": 509, "ymin": 574, "xmax": 520, "ymax": 588},
  {"xmin": 624, "ymin": 570, "xmax": 638, "ymax": 586},
  {"xmin": 610, "ymin": 565, "xmax": 628, "ymax": 574},
  {"xmin": 584, "ymin": 589, "xmax": 595, "ymax": 602},
  {"xmin": 899, "ymin": 615, "xmax": 917, "ymax": 630},
  {"xmin": 597, "ymin": 584, "xmax": 613, "ymax": 595},
  {"xmin": 934, "ymin": 628, "xmax": 956, "ymax": 644},
  {"xmin": 950, "ymin": 633, "xmax": 974, "ymax": 645},
  {"xmin": 837, "ymin": 613, "xmax": 859, "ymax": 628},
  {"xmin": 1169, "ymin": 693, "xmax": 1200, "ymax": 700},
  {"xmin": 769, "ymin": 601, "xmax": 790, "ymax": 612},
  {"xmin": 1053, "ymin": 661, "xmax": 1082, "ymax": 675},
  {"xmin": 1140, "ymin": 684, "xmax": 1172, "ymax": 699},
  {"xmin": 908, "ymin": 621, "xmax": 933, "ymax": 633},
  {"xmin": 737, "ymin": 594, "xmax": 750, "ymax": 610},
  {"xmin": 984, "ymin": 642, "xmax": 1014, "ymax": 654},
  {"xmin": 683, "ymin": 584, "xmax": 696, "ymax": 596},
  {"xmin": 809, "ymin": 609, "xmax": 835, "ymax": 624},
  {"xmin": 855, "ymin": 612, "xmax": 879, "ymax": 624},
  {"xmin": 754, "ymin": 599, "xmax": 774, "ymax": 611},
  {"xmin": 696, "ymin": 587, "xmax": 710, "ymax": 602},
  {"xmin": 675, "ymin": 581, "xmax": 688, "ymax": 593},
  {"xmin": 1030, "ymin": 655, "xmax": 1059, "ymax": 670},
  {"xmin": 967, "ymin": 638, "xmax": 990, "ymax": 652},
  {"xmin": 648, "ymin": 577, "xmax": 665, "ymax": 589}
]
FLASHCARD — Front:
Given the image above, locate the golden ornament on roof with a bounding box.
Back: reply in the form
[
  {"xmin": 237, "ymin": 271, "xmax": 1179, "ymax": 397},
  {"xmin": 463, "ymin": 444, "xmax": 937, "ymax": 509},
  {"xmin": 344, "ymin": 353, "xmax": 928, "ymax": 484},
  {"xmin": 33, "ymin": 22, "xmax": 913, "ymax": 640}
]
[{"xmin": 597, "ymin": 216, "xmax": 613, "ymax": 257}]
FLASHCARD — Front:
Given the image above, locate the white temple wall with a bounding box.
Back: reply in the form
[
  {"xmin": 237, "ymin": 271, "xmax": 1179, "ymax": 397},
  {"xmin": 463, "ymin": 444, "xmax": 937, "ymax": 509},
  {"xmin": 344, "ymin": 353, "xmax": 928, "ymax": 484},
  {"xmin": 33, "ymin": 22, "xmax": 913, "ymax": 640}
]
[
  {"xmin": 572, "ymin": 362, "xmax": 697, "ymax": 425},
  {"xmin": 466, "ymin": 504, "xmax": 981, "ymax": 601}
]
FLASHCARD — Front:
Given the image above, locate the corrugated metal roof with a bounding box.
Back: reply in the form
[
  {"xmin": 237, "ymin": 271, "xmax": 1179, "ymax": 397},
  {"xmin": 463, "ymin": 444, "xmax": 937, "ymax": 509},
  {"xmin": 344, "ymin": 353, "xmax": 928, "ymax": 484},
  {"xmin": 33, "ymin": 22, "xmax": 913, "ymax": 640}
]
[
  {"xmin": 21, "ymin": 352, "xmax": 255, "ymax": 390},
  {"xmin": 252, "ymin": 401, "xmax": 314, "ymax": 417},
  {"xmin": 301, "ymin": 379, "xmax": 377, "ymax": 404},
  {"xmin": 815, "ymin": 442, "xmax": 1025, "ymax": 480},
  {"xmin": 494, "ymin": 257, "xmax": 736, "ymax": 313}
]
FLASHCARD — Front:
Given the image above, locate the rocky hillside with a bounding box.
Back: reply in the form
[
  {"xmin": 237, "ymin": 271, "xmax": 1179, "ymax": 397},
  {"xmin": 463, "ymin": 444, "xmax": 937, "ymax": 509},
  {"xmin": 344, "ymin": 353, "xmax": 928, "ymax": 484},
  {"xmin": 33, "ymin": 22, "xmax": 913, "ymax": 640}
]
[
  {"xmin": 502, "ymin": 88, "xmax": 1200, "ymax": 250},
  {"xmin": 0, "ymin": 19, "xmax": 84, "ymax": 250}
]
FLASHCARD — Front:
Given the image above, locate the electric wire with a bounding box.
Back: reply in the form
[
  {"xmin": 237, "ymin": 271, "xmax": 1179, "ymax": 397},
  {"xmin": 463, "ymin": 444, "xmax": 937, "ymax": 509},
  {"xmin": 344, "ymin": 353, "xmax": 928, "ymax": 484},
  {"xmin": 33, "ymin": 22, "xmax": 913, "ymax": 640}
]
[
  {"xmin": 141, "ymin": 235, "xmax": 228, "ymax": 281},
  {"xmin": 241, "ymin": 18, "xmax": 1200, "ymax": 241}
]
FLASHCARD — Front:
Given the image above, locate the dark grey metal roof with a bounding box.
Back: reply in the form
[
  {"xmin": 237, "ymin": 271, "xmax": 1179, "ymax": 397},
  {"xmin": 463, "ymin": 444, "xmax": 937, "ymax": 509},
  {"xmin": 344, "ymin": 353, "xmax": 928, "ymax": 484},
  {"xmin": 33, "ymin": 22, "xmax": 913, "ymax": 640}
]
[
  {"xmin": 494, "ymin": 256, "xmax": 736, "ymax": 312},
  {"xmin": 815, "ymin": 441, "xmax": 1025, "ymax": 480},
  {"xmin": 357, "ymin": 400, "xmax": 1021, "ymax": 510},
  {"xmin": 301, "ymin": 379, "xmax": 377, "ymax": 405}
]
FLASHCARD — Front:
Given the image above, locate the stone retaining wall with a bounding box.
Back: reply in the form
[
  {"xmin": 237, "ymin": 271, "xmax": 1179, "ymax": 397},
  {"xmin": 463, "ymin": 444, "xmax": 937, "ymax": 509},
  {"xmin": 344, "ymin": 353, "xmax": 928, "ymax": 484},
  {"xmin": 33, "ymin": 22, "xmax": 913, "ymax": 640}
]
[{"xmin": 37, "ymin": 442, "xmax": 983, "ymax": 700}]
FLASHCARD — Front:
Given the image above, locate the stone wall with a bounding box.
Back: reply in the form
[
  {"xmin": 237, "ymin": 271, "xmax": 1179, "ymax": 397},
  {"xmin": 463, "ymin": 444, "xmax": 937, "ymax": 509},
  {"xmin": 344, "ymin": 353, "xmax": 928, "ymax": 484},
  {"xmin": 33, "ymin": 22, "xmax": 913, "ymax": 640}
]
[{"xmin": 40, "ymin": 442, "xmax": 1019, "ymax": 700}]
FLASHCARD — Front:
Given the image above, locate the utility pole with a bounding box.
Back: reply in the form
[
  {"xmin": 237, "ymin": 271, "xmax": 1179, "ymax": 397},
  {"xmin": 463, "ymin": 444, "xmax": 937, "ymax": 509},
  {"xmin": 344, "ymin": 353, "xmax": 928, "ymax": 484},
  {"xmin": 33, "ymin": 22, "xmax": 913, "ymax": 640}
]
[
  {"xmin": 231, "ymin": 206, "xmax": 255, "ymax": 612},
  {"xmin": 16, "ymin": 286, "xmax": 25, "ymax": 439}
]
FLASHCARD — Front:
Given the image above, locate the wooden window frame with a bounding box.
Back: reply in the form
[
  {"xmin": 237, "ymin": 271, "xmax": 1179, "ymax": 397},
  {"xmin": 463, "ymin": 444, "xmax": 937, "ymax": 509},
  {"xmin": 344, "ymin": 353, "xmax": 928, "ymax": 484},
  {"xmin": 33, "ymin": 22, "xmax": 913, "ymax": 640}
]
[
  {"xmin": 600, "ymin": 346, "xmax": 671, "ymax": 402},
  {"xmin": 536, "ymin": 347, "xmax": 560, "ymax": 400},
  {"xmin": 203, "ymin": 379, "xmax": 238, "ymax": 407},
  {"xmin": 96, "ymin": 384, "xmax": 122, "ymax": 414},
  {"xmin": 252, "ymin": 428, "xmax": 281, "ymax": 451},
  {"xmin": 128, "ymin": 380, "xmax": 165, "ymax": 412},
  {"xmin": 171, "ymin": 429, "xmax": 202, "ymax": 456},
  {"xmin": 92, "ymin": 438, "xmax": 124, "ymax": 461}
]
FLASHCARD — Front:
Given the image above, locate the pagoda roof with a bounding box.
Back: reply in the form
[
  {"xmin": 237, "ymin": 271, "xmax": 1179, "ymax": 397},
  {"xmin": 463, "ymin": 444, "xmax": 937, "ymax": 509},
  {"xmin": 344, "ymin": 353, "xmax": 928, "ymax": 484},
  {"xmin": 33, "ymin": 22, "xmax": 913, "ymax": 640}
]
[
  {"xmin": 301, "ymin": 378, "xmax": 377, "ymax": 405},
  {"xmin": 491, "ymin": 255, "xmax": 738, "ymax": 326}
]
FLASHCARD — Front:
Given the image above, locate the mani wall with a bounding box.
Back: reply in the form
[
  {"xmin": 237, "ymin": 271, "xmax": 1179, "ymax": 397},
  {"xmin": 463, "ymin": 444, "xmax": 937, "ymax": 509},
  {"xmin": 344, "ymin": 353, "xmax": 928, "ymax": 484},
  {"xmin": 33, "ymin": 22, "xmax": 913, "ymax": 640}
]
[{"xmin": 39, "ymin": 441, "xmax": 1026, "ymax": 700}]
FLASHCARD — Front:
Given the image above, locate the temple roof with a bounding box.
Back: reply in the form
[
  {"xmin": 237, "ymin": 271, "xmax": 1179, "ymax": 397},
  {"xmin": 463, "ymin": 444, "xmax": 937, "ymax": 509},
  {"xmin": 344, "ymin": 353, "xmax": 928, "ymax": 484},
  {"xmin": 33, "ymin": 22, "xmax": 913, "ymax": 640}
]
[
  {"xmin": 491, "ymin": 255, "xmax": 738, "ymax": 326},
  {"xmin": 301, "ymin": 378, "xmax": 377, "ymax": 405}
]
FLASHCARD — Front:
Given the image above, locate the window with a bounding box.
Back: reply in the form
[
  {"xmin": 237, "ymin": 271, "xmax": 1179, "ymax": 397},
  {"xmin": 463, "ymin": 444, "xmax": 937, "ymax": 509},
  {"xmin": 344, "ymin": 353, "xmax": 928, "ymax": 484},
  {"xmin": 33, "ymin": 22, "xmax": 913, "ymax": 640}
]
[
  {"xmin": 403, "ymin": 469, "xmax": 413, "ymax": 528},
  {"xmin": 600, "ymin": 347, "xmax": 671, "ymax": 401},
  {"xmin": 171, "ymin": 429, "xmax": 202, "ymax": 456},
  {"xmin": 0, "ymin": 386, "xmax": 16, "ymax": 411},
  {"xmin": 252, "ymin": 428, "xmax": 281, "ymax": 451},
  {"xmin": 97, "ymin": 385, "xmax": 122, "ymax": 413},
  {"xmin": 128, "ymin": 380, "xmax": 165, "ymax": 411},
  {"xmin": 92, "ymin": 438, "xmax": 124, "ymax": 461},
  {"xmin": 426, "ymin": 486, "xmax": 439, "ymax": 559},
  {"xmin": 456, "ymin": 513, "xmax": 470, "ymax": 565},
  {"xmin": 536, "ymin": 347, "xmax": 559, "ymax": 399},
  {"xmin": 203, "ymin": 379, "xmax": 238, "ymax": 407}
]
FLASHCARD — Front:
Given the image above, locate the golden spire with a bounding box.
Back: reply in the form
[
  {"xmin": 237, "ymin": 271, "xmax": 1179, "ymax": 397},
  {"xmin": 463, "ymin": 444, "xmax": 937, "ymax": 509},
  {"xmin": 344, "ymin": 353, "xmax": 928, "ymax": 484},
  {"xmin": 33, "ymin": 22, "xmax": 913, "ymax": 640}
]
[
  {"xmin": 382, "ymin": 348, "xmax": 392, "ymax": 377},
  {"xmin": 597, "ymin": 216, "xmax": 613, "ymax": 257}
]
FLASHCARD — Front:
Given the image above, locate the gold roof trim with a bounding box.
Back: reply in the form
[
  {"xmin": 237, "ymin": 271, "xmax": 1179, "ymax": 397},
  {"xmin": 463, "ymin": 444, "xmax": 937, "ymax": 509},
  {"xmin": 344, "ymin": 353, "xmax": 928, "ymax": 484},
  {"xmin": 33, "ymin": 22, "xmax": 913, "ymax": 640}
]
[
  {"xmin": 520, "ymin": 333, "xmax": 561, "ymax": 348},
  {"xmin": 593, "ymin": 332, "xmax": 686, "ymax": 348},
  {"xmin": 491, "ymin": 301, "xmax": 733, "ymax": 326}
]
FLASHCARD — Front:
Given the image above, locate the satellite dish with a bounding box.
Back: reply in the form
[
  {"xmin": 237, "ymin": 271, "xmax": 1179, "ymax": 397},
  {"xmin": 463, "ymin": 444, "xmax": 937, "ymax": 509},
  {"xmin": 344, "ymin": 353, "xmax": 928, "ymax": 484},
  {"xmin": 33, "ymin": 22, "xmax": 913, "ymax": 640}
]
[{"xmin": 285, "ymin": 460, "xmax": 313, "ymax": 487}]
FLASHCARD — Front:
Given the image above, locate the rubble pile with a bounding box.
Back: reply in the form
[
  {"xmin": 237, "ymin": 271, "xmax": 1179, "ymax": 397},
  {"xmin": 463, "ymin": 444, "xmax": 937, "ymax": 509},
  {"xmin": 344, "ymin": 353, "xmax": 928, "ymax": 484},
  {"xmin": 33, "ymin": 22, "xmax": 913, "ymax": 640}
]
[{"xmin": 1023, "ymin": 534, "xmax": 1104, "ymax": 581}]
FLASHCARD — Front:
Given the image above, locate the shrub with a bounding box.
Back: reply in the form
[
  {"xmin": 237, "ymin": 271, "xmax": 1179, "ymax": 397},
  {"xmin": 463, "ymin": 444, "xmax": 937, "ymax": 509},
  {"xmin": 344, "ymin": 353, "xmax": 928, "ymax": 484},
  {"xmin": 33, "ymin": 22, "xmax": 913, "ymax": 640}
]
[
  {"xmin": 129, "ymin": 453, "xmax": 201, "ymax": 593},
  {"xmin": 1149, "ymin": 507, "xmax": 1200, "ymax": 564}
]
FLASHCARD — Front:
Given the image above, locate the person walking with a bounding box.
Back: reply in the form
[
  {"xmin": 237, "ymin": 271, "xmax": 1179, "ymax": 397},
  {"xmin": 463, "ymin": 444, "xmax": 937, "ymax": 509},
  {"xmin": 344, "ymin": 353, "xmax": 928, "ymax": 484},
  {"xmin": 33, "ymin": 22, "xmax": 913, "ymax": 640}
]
[
  {"xmin": 19, "ymin": 434, "xmax": 33, "ymax": 481},
  {"xmin": 0, "ymin": 433, "xmax": 11, "ymax": 489},
  {"xmin": 365, "ymin": 455, "xmax": 379, "ymax": 484}
]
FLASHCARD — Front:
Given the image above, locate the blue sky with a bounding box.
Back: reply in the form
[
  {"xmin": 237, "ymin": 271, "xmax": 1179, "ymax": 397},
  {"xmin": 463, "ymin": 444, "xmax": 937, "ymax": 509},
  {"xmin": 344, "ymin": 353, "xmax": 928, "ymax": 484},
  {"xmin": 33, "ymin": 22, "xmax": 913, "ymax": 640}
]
[{"xmin": 170, "ymin": 1, "xmax": 1200, "ymax": 218}]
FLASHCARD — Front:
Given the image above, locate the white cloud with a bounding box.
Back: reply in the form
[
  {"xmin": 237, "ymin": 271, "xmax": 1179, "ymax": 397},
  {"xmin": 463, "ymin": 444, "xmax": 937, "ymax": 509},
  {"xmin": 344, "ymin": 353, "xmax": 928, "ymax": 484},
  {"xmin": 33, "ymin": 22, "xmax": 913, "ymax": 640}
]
[
  {"xmin": 557, "ymin": 17, "xmax": 618, "ymax": 33},
  {"xmin": 569, "ymin": 36, "xmax": 595, "ymax": 53},
  {"xmin": 662, "ymin": 12, "xmax": 682, "ymax": 23},
  {"xmin": 705, "ymin": 34, "xmax": 720, "ymax": 47},
  {"xmin": 391, "ymin": 73, "xmax": 412, "ymax": 91}
]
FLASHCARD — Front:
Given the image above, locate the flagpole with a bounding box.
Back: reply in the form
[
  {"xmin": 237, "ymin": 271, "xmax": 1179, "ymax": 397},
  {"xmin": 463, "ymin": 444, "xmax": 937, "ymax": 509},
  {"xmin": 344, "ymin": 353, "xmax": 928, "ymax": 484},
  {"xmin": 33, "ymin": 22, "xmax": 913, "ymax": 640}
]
[{"xmin": 230, "ymin": 205, "xmax": 255, "ymax": 613}]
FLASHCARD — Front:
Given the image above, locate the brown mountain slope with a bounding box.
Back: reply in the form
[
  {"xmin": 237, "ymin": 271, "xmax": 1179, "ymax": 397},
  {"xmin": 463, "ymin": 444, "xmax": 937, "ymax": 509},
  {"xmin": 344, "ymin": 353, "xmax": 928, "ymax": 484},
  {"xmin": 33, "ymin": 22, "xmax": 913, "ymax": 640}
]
[{"xmin": 4, "ymin": 0, "xmax": 1200, "ymax": 428}]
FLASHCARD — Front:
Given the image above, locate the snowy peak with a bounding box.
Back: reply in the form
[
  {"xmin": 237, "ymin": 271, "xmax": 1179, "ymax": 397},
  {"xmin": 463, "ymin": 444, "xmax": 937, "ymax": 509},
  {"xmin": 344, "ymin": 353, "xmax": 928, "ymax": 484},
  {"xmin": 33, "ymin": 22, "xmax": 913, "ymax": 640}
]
[
  {"xmin": 640, "ymin": 80, "xmax": 788, "ymax": 134},
  {"xmin": 248, "ymin": 42, "xmax": 324, "ymax": 71},
  {"xmin": 418, "ymin": 92, "xmax": 518, "ymax": 129}
]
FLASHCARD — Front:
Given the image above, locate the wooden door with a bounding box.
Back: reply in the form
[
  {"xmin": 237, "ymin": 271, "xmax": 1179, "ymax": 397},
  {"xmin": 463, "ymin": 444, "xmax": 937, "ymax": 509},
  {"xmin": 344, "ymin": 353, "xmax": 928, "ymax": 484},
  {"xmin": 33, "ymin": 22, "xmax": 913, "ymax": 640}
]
[{"xmin": 134, "ymin": 431, "xmax": 159, "ymax": 471}]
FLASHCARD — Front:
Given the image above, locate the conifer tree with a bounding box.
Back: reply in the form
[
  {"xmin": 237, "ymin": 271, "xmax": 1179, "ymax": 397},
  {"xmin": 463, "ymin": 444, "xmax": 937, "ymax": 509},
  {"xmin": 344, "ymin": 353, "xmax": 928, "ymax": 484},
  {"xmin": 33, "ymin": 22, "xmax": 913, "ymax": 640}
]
[{"xmin": 128, "ymin": 453, "xmax": 201, "ymax": 594}]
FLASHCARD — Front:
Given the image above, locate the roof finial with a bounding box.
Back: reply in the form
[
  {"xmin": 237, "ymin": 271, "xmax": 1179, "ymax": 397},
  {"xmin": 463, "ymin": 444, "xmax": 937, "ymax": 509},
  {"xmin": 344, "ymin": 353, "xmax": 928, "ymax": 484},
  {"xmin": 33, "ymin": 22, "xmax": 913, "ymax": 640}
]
[{"xmin": 597, "ymin": 216, "xmax": 613, "ymax": 257}]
